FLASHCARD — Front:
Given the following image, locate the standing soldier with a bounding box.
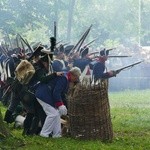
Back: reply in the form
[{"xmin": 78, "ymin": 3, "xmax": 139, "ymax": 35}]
[
  {"xmin": 73, "ymin": 47, "xmax": 92, "ymax": 73},
  {"xmin": 52, "ymin": 45, "xmax": 69, "ymax": 72},
  {"xmin": 92, "ymin": 49, "xmax": 117, "ymax": 82}
]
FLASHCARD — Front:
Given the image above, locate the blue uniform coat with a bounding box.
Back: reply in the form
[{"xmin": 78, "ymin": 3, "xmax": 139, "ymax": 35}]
[
  {"xmin": 35, "ymin": 75, "xmax": 68, "ymax": 107},
  {"xmin": 92, "ymin": 61, "xmax": 110, "ymax": 81}
]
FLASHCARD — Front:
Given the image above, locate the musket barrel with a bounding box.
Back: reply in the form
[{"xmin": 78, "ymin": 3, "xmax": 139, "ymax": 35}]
[
  {"xmin": 69, "ymin": 24, "xmax": 92, "ymax": 55},
  {"xmin": 115, "ymin": 60, "xmax": 144, "ymax": 74},
  {"xmin": 108, "ymin": 55, "xmax": 132, "ymax": 58}
]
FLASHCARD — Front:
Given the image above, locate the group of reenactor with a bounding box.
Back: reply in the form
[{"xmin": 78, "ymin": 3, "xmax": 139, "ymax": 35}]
[
  {"xmin": 1, "ymin": 24, "xmax": 144, "ymax": 138},
  {"xmin": 0, "ymin": 33, "xmax": 118, "ymax": 138}
]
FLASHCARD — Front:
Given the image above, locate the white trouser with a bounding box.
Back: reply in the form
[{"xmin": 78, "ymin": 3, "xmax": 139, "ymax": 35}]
[{"xmin": 37, "ymin": 98, "xmax": 61, "ymax": 138}]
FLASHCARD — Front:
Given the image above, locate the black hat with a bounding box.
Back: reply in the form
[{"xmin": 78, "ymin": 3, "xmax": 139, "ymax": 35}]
[
  {"xmin": 54, "ymin": 44, "xmax": 64, "ymax": 55},
  {"xmin": 79, "ymin": 47, "xmax": 84, "ymax": 54},
  {"xmin": 64, "ymin": 45, "xmax": 74, "ymax": 56},
  {"xmin": 54, "ymin": 48, "xmax": 59, "ymax": 55},
  {"xmin": 50, "ymin": 37, "xmax": 56, "ymax": 51},
  {"xmin": 28, "ymin": 45, "xmax": 44, "ymax": 61},
  {"xmin": 80, "ymin": 47, "xmax": 89, "ymax": 58},
  {"xmin": 40, "ymin": 54, "xmax": 49, "ymax": 62},
  {"xmin": 11, "ymin": 54, "xmax": 20, "ymax": 63},
  {"xmin": 100, "ymin": 48, "xmax": 109, "ymax": 56},
  {"xmin": 59, "ymin": 44, "xmax": 64, "ymax": 53}
]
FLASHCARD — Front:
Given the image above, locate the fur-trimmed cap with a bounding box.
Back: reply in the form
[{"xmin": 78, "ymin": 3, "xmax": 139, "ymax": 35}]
[{"xmin": 69, "ymin": 67, "xmax": 81, "ymax": 77}]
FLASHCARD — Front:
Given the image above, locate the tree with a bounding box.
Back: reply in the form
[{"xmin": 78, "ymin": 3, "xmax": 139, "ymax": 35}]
[{"xmin": 0, "ymin": 0, "xmax": 150, "ymax": 46}]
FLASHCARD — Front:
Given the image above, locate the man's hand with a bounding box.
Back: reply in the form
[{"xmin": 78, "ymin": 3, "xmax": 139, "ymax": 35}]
[
  {"xmin": 108, "ymin": 70, "xmax": 118, "ymax": 77},
  {"xmin": 58, "ymin": 105, "xmax": 67, "ymax": 116},
  {"xmin": 56, "ymin": 72, "xmax": 64, "ymax": 76}
]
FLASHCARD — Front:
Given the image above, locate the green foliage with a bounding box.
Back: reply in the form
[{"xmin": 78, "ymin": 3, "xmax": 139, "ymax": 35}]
[
  {"xmin": 103, "ymin": 39, "xmax": 120, "ymax": 48},
  {"xmin": 22, "ymin": 23, "xmax": 49, "ymax": 44},
  {"xmin": 0, "ymin": 0, "xmax": 149, "ymax": 46}
]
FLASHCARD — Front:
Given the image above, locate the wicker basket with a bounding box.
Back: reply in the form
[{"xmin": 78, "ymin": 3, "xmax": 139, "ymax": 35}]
[{"xmin": 68, "ymin": 80, "xmax": 113, "ymax": 141}]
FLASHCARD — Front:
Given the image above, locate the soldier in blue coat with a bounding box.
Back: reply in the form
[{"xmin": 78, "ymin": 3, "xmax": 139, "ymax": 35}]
[
  {"xmin": 35, "ymin": 67, "xmax": 81, "ymax": 138},
  {"xmin": 52, "ymin": 45, "xmax": 69, "ymax": 72},
  {"xmin": 92, "ymin": 49, "xmax": 116, "ymax": 82},
  {"xmin": 4, "ymin": 49, "xmax": 63, "ymax": 136},
  {"xmin": 73, "ymin": 47, "xmax": 92, "ymax": 72}
]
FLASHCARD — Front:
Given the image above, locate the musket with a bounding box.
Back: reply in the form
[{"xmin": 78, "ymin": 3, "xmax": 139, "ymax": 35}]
[
  {"xmin": 88, "ymin": 48, "xmax": 130, "ymax": 58},
  {"xmin": 49, "ymin": 22, "xmax": 57, "ymax": 60},
  {"xmin": 54, "ymin": 21, "xmax": 57, "ymax": 40},
  {"xmin": 16, "ymin": 34, "xmax": 26, "ymax": 55},
  {"xmin": 6, "ymin": 32, "xmax": 13, "ymax": 50},
  {"xmin": 56, "ymin": 40, "xmax": 63, "ymax": 45},
  {"xmin": 25, "ymin": 39, "xmax": 34, "ymax": 53},
  {"xmin": 50, "ymin": 37, "xmax": 56, "ymax": 60},
  {"xmin": 105, "ymin": 47, "xmax": 117, "ymax": 51},
  {"xmin": 70, "ymin": 31, "xmax": 87, "ymax": 55},
  {"xmin": 18, "ymin": 34, "xmax": 33, "ymax": 53},
  {"xmin": 16, "ymin": 34, "xmax": 25, "ymax": 52},
  {"xmin": 108, "ymin": 55, "xmax": 132, "ymax": 58},
  {"xmin": 83, "ymin": 37, "xmax": 98, "ymax": 48},
  {"xmin": 57, "ymin": 42, "xmax": 70, "ymax": 48},
  {"xmin": 20, "ymin": 40, "xmax": 26, "ymax": 53},
  {"xmin": 75, "ymin": 24, "xmax": 92, "ymax": 53},
  {"xmin": 1, "ymin": 78, "xmax": 18, "ymax": 99},
  {"xmin": 3, "ymin": 42, "xmax": 9, "ymax": 53},
  {"xmin": 16, "ymin": 35, "xmax": 20, "ymax": 48},
  {"xmin": 69, "ymin": 24, "xmax": 92, "ymax": 56},
  {"xmin": 89, "ymin": 47, "xmax": 116, "ymax": 56},
  {"xmin": 18, "ymin": 34, "xmax": 26, "ymax": 44},
  {"xmin": 47, "ymin": 22, "xmax": 57, "ymax": 74},
  {"xmin": 0, "ymin": 46, "xmax": 8, "ymax": 56},
  {"xmin": 115, "ymin": 60, "xmax": 144, "ymax": 74},
  {"xmin": 1, "ymin": 85, "xmax": 11, "ymax": 99},
  {"xmin": 93, "ymin": 55, "xmax": 132, "ymax": 59},
  {"xmin": 79, "ymin": 37, "xmax": 98, "ymax": 56},
  {"xmin": 56, "ymin": 43, "xmax": 68, "ymax": 50}
]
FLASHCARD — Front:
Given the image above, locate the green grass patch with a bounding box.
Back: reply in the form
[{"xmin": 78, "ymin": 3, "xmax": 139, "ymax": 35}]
[{"xmin": 0, "ymin": 89, "xmax": 150, "ymax": 150}]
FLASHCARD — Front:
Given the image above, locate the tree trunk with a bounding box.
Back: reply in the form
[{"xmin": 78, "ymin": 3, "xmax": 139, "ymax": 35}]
[{"xmin": 66, "ymin": 0, "xmax": 75, "ymax": 42}]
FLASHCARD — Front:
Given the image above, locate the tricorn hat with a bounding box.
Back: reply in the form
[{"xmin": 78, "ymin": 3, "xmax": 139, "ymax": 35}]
[{"xmin": 28, "ymin": 45, "xmax": 44, "ymax": 61}]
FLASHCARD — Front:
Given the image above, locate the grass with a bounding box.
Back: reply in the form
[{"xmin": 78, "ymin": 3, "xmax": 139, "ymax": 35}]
[{"xmin": 0, "ymin": 89, "xmax": 150, "ymax": 150}]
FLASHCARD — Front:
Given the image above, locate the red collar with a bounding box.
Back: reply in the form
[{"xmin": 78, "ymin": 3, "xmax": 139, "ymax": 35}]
[
  {"xmin": 66, "ymin": 72, "xmax": 71, "ymax": 81},
  {"xmin": 96, "ymin": 56, "xmax": 106, "ymax": 63}
]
